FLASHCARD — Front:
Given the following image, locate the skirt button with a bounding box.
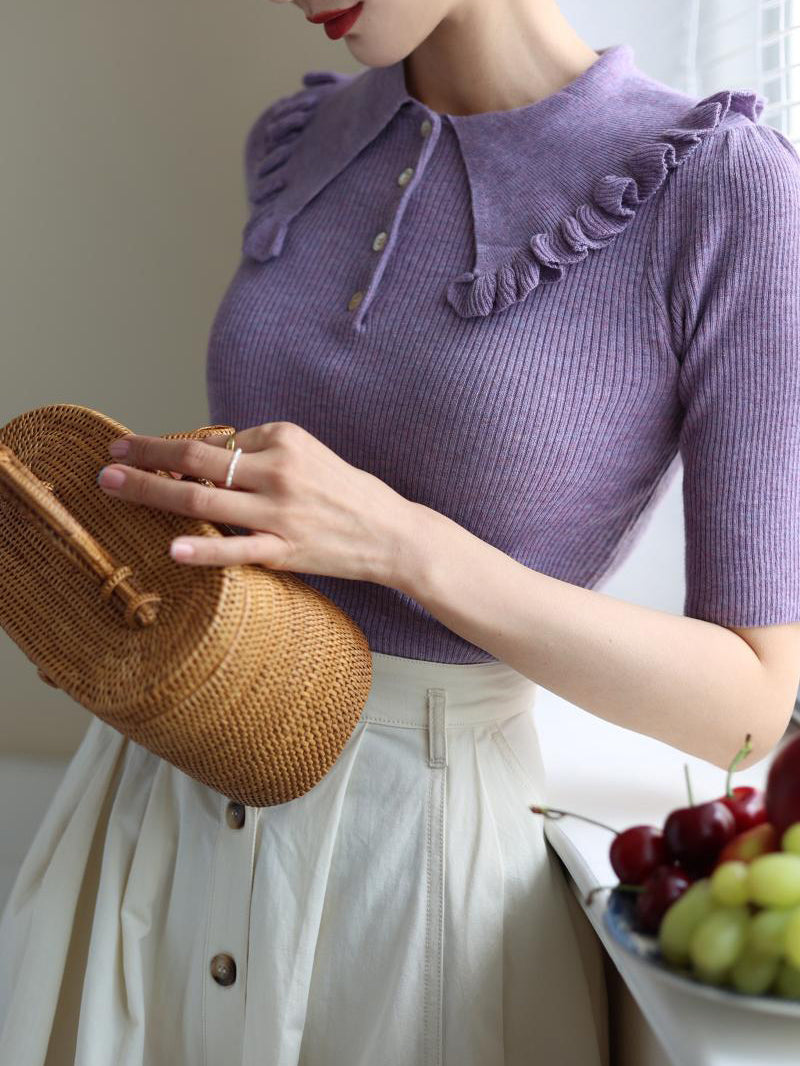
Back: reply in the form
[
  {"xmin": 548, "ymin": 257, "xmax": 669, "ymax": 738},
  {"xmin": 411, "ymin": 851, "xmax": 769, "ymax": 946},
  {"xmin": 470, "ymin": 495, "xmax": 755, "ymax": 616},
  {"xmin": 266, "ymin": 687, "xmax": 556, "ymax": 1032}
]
[
  {"xmin": 225, "ymin": 800, "xmax": 246, "ymax": 829},
  {"xmin": 210, "ymin": 953, "xmax": 237, "ymax": 986}
]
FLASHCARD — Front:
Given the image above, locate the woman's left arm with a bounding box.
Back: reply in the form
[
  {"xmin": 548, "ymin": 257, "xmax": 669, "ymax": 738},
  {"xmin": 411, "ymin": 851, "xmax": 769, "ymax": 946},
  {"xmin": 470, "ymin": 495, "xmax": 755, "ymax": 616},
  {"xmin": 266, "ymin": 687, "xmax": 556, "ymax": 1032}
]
[{"xmin": 390, "ymin": 501, "xmax": 800, "ymax": 773}]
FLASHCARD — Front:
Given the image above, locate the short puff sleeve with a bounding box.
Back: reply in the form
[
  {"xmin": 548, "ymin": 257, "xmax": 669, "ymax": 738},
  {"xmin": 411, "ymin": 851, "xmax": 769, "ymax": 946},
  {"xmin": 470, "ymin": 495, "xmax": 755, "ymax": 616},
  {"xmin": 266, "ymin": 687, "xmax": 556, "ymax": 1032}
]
[{"xmin": 652, "ymin": 120, "xmax": 800, "ymax": 626}]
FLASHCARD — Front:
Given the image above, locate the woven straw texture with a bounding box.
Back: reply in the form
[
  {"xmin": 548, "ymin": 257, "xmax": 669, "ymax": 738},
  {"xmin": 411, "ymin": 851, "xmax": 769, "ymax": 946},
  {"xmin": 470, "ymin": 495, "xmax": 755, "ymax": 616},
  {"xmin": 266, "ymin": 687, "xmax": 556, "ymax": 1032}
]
[{"xmin": 0, "ymin": 403, "xmax": 373, "ymax": 806}]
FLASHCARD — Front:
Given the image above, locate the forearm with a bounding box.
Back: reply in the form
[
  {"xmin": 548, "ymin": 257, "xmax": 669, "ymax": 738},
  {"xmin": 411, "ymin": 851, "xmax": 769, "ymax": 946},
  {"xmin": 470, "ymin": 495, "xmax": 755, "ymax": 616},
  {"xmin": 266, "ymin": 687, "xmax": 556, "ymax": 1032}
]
[{"xmin": 392, "ymin": 504, "xmax": 791, "ymax": 771}]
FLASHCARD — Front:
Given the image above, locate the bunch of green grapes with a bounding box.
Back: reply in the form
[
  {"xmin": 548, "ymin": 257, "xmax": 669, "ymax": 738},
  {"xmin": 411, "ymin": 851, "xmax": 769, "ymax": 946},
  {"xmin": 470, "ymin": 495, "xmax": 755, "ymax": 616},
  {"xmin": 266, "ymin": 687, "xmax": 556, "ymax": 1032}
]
[{"xmin": 658, "ymin": 824, "xmax": 800, "ymax": 997}]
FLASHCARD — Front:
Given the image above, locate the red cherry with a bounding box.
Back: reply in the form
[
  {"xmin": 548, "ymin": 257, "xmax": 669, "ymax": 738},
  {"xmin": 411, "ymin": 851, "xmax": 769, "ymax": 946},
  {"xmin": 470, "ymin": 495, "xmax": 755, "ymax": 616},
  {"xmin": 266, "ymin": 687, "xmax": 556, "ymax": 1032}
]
[
  {"xmin": 609, "ymin": 826, "xmax": 668, "ymax": 885},
  {"xmin": 714, "ymin": 821, "xmax": 780, "ymax": 868},
  {"xmin": 718, "ymin": 786, "xmax": 767, "ymax": 832},
  {"xmin": 718, "ymin": 734, "xmax": 766, "ymax": 831},
  {"xmin": 663, "ymin": 800, "xmax": 738, "ymax": 878},
  {"xmin": 634, "ymin": 864, "xmax": 693, "ymax": 934},
  {"xmin": 766, "ymin": 733, "xmax": 800, "ymax": 834}
]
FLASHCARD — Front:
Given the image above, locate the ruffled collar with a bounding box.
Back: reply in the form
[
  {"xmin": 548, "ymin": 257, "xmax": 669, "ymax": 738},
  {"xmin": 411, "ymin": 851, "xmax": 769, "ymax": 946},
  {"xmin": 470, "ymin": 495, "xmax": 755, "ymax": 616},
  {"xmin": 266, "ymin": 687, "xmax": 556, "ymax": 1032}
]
[{"xmin": 242, "ymin": 44, "xmax": 766, "ymax": 318}]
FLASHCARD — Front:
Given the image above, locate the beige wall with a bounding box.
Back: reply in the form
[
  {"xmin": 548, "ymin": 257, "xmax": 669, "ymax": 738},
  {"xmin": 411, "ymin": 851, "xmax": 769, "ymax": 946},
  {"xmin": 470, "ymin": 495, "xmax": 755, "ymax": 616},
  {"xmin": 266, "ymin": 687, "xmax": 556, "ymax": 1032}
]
[{"xmin": 0, "ymin": 1, "xmax": 363, "ymax": 757}]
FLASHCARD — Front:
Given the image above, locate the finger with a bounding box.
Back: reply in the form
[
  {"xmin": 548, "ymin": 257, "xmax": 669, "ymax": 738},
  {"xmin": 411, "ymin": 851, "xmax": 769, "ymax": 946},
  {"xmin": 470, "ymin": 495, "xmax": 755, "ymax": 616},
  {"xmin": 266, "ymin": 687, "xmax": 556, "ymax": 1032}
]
[
  {"xmin": 108, "ymin": 433, "xmax": 261, "ymax": 491},
  {"xmin": 169, "ymin": 531, "xmax": 288, "ymax": 568},
  {"xmin": 199, "ymin": 423, "xmax": 287, "ymax": 451},
  {"xmin": 97, "ymin": 462, "xmax": 270, "ymax": 530}
]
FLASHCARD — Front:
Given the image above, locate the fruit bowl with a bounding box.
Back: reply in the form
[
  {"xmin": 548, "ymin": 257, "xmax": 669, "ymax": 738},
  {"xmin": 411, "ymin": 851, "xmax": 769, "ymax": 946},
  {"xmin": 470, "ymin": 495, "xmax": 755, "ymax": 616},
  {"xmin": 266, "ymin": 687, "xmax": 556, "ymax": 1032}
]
[{"xmin": 602, "ymin": 888, "xmax": 800, "ymax": 1018}]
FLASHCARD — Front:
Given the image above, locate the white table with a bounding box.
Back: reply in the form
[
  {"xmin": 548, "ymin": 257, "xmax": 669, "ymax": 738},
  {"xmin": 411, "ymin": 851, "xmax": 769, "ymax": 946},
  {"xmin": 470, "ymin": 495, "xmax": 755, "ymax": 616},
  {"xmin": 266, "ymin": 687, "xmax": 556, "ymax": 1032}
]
[{"xmin": 534, "ymin": 687, "xmax": 800, "ymax": 1066}]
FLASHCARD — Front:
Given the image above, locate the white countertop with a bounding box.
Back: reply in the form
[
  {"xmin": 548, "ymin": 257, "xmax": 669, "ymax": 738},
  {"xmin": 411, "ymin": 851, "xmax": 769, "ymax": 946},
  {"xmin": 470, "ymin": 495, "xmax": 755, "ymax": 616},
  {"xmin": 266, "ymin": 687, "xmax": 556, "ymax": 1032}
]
[{"xmin": 533, "ymin": 686, "xmax": 800, "ymax": 1066}]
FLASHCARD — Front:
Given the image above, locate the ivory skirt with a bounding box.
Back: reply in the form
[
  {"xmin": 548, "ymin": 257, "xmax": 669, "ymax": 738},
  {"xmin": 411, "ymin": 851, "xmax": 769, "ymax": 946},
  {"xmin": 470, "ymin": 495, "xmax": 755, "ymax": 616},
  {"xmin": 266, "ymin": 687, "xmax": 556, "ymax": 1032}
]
[{"xmin": 0, "ymin": 650, "xmax": 608, "ymax": 1065}]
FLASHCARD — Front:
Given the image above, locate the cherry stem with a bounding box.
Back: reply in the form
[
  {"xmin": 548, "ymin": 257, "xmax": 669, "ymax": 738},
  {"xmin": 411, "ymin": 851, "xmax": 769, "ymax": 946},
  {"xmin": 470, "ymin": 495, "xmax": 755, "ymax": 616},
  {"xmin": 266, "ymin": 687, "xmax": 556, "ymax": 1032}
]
[
  {"xmin": 684, "ymin": 764, "xmax": 694, "ymax": 807},
  {"xmin": 585, "ymin": 883, "xmax": 644, "ymax": 906},
  {"xmin": 528, "ymin": 804, "xmax": 619, "ymax": 835},
  {"xmin": 725, "ymin": 733, "xmax": 753, "ymax": 798}
]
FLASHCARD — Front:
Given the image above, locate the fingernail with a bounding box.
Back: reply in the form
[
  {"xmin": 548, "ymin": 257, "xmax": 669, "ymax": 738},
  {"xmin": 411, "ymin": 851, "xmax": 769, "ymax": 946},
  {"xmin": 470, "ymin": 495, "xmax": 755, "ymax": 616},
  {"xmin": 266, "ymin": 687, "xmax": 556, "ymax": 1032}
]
[
  {"xmin": 170, "ymin": 540, "xmax": 195, "ymax": 560},
  {"xmin": 97, "ymin": 466, "xmax": 125, "ymax": 488},
  {"xmin": 108, "ymin": 439, "xmax": 130, "ymax": 457}
]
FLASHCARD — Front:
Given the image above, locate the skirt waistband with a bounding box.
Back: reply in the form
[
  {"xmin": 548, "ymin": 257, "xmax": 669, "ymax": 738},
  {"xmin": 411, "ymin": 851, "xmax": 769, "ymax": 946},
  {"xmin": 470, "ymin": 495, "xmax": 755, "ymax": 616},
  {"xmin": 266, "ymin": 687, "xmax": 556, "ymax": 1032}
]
[{"xmin": 358, "ymin": 650, "xmax": 538, "ymax": 728}]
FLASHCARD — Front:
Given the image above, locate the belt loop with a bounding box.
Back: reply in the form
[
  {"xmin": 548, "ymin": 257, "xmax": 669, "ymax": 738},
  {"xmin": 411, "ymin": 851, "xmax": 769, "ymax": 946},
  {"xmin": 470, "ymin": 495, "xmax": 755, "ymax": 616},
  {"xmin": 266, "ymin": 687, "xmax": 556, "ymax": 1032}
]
[{"xmin": 427, "ymin": 688, "xmax": 448, "ymax": 767}]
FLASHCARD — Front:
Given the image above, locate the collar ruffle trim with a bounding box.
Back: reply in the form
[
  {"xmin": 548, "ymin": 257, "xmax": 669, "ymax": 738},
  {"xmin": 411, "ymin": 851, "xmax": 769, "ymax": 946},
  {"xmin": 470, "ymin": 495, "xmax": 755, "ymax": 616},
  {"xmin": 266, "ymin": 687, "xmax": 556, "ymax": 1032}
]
[
  {"xmin": 242, "ymin": 71, "xmax": 346, "ymax": 264},
  {"xmin": 446, "ymin": 88, "xmax": 764, "ymax": 318},
  {"xmin": 241, "ymin": 75, "xmax": 764, "ymax": 319}
]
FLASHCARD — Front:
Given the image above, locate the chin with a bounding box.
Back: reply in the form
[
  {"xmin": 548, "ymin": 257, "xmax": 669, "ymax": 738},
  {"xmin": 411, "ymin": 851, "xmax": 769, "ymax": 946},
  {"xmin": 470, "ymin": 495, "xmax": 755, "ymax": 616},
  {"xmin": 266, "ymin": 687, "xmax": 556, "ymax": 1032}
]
[
  {"xmin": 339, "ymin": 24, "xmax": 426, "ymax": 68},
  {"xmin": 341, "ymin": 41, "xmax": 399, "ymax": 67}
]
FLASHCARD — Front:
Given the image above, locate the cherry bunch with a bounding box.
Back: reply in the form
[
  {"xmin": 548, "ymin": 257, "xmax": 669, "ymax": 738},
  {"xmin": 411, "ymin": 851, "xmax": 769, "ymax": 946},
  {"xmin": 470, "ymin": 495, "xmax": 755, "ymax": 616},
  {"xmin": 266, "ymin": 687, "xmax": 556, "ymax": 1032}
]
[{"xmin": 530, "ymin": 732, "xmax": 800, "ymax": 934}]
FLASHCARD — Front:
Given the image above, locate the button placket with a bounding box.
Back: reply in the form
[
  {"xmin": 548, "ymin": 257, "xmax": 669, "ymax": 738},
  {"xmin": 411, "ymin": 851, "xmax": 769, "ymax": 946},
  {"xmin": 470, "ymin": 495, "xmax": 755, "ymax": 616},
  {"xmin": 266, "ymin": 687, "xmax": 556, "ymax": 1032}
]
[
  {"xmin": 348, "ymin": 109, "xmax": 442, "ymax": 330},
  {"xmin": 424, "ymin": 688, "xmax": 448, "ymax": 1066},
  {"xmin": 203, "ymin": 796, "xmax": 260, "ymax": 1065}
]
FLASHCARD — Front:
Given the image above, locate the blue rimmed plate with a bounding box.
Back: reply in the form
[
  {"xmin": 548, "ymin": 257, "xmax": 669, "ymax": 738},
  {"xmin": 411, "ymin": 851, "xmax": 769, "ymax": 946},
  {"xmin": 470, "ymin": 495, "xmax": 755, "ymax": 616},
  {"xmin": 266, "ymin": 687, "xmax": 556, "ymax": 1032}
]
[{"xmin": 602, "ymin": 887, "xmax": 800, "ymax": 1018}]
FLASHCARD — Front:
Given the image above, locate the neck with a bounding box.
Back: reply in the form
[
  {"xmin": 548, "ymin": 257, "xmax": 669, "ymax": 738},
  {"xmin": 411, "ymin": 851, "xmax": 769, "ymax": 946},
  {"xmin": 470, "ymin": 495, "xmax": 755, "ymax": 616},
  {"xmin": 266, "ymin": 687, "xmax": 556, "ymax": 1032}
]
[{"xmin": 402, "ymin": 0, "xmax": 600, "ymax": 117}]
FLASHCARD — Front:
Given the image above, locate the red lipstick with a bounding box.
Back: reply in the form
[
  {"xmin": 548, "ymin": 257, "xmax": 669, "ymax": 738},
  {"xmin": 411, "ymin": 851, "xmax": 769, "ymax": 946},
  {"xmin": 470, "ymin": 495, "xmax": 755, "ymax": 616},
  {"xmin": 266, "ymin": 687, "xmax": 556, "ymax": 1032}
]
[{"xmin": 307, "ymin": 2, "xmax": 363, "ymax": 40}]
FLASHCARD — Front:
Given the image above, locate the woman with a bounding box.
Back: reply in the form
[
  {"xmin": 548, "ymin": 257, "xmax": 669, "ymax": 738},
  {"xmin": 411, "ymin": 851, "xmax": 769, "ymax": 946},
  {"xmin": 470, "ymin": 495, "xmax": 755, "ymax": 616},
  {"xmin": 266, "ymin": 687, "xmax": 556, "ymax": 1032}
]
[{"xmin": 3, "ymin": 0, "xmax": 800, "ymax": 1062}]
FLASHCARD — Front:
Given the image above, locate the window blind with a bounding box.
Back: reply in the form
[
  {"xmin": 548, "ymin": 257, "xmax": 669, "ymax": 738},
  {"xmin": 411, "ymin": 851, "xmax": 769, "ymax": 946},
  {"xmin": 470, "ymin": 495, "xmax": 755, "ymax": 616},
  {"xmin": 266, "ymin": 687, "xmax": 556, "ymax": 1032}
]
[
  {"xmin": 694, "ymin": 0, "xmax": 800, "ymax": 148},
  {"xmin": 759, "ymin": 0, "xmax": 800, "ymax": 146}
]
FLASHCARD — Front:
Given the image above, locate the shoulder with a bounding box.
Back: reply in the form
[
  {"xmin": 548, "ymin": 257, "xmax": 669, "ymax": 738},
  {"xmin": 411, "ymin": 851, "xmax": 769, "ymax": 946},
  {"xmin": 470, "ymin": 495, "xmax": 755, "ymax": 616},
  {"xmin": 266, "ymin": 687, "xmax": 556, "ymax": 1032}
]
[
  {"xmin": 651, "ymin": 104, "xmax": 800, "ymax": 243},
  {"xmin": 649, "ymin": 116, "xmax": 800, "ymax": 362},
  {"xmin": 640, "ymin": 94, "xmax": 800, "ymax": 304},
  {"xmin": 674, "ymin": 115, "xmax": 800, "ymax": 198}
]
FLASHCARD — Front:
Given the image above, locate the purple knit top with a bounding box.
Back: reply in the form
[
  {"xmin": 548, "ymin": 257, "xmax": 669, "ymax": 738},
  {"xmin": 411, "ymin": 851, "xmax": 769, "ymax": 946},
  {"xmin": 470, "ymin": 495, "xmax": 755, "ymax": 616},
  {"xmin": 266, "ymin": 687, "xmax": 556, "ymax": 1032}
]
[{"xmin": 205, "ymin": 43, "xmax": 800, "ymax": 664}]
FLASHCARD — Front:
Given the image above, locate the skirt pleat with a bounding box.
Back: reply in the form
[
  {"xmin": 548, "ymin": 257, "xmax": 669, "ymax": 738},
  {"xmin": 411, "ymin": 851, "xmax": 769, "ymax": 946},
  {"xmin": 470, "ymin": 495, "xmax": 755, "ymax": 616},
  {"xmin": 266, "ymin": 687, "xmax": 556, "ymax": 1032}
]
[{"xmin": 0, "ymin": 651, "xmax": 608, "ymax": 1066}]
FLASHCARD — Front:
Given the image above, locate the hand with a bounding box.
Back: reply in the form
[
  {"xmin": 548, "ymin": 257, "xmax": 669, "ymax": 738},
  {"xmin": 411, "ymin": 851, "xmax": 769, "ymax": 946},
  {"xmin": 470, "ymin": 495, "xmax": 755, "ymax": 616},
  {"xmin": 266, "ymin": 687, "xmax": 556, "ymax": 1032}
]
[{"xmin": 97, "ymin": 421, "xmax": 419, "ymax": 587}]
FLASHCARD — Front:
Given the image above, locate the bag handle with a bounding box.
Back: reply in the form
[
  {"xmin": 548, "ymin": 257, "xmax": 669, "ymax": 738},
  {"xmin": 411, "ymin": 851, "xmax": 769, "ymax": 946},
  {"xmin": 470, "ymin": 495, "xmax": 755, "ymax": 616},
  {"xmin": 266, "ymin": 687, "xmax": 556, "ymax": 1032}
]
[{"xmin": 0, "ymin": 423, "xmax": 236, "ymax": 638}]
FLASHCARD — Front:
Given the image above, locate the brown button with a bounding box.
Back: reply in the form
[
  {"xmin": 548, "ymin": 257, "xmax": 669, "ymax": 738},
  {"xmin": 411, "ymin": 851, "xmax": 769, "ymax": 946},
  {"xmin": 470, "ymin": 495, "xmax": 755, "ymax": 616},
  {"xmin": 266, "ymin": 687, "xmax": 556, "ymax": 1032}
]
[
  {"xmin": 226, "ymin": 800, "xmax": 246, "ymax": 829},
  {"xmin": 210, "ymin": 953, "xmax": 237, "ymax": 986},
  {"xmin": 347, "ymin": 290, "xmax": 365, "ymax": 311}
]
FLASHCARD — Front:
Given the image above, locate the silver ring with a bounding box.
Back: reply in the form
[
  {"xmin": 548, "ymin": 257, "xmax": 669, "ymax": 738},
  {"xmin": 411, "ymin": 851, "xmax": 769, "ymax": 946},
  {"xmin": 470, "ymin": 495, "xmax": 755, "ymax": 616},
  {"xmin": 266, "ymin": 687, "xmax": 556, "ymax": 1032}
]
[{"xmin": 225, "ymin": 446, "xmax": 243, "ymax": 488}]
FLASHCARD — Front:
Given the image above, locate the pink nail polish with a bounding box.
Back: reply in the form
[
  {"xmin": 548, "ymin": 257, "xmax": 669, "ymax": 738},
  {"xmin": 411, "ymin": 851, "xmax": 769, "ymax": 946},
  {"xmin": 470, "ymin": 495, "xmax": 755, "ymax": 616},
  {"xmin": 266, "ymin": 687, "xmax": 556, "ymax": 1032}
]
[
  {"xmin": 171, "ymin": 541, "xmax": 194, "ymax": 560},
  {"xmin": 98, "ymin": 466, "xmax": 125, "ymax": 488}
]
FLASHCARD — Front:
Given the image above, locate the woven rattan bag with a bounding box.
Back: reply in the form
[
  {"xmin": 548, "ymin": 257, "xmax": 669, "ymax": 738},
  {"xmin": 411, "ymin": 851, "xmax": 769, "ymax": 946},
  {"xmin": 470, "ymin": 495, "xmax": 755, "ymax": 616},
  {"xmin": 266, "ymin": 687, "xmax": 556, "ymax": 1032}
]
[{"xmin": 0, "ymin": 403, "xmax": 373, "ymax": 807}]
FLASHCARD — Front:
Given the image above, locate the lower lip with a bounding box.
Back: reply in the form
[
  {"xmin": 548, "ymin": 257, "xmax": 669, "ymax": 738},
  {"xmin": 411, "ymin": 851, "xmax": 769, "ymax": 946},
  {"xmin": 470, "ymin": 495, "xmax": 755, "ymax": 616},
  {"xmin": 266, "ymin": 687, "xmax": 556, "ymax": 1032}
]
[{"xmin": 322, "ymin": 2, "xmax": 363, "ymax": 39}]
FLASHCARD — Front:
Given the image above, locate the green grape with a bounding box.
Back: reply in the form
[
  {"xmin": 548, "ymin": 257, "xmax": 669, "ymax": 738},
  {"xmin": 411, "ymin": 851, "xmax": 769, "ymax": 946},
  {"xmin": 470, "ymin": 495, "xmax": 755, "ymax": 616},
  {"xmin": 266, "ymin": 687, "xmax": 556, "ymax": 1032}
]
[
  {"xmin": 781, "ymin": 823, "xmax": 800, "ymax": 856},
  {"xmin": 659, "ymin": 879, "xmax": 716, "ymax": 966},
  {"xmin": 784, "ymin": 906, "xmax": 800, "ymax": 969},
  {"xmin": 689, "ymin": 905, "xmax": 750, "ymax": 980},
  {"xmin": 774, "ymin": 959, "xmax": 800, "ymax": 1000},
  {"xmin": 729, "ymin": 949, "xmax": 781, "ymax": 996},
  {"xmin": 693, "ymin": 963, "xmax": 733, "ymax": 986},
  {"xmin": 710, "ymin": 861, "xmax": 750, "ymax": 906},
  {"xmin": 748, "ymin": 906, "xmax": 798, "ymax": 958},
  {"xmin": 747, "ymin": 853, "xmax": 800, "ymax": 907}
]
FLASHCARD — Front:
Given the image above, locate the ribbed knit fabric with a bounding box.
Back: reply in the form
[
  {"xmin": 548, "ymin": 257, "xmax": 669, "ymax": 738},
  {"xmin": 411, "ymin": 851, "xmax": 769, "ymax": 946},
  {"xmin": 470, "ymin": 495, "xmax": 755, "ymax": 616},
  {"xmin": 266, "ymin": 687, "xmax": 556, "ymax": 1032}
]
[{"xmin": 205, "ymin": 43, "xmax": 800, "ymax": 664}]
